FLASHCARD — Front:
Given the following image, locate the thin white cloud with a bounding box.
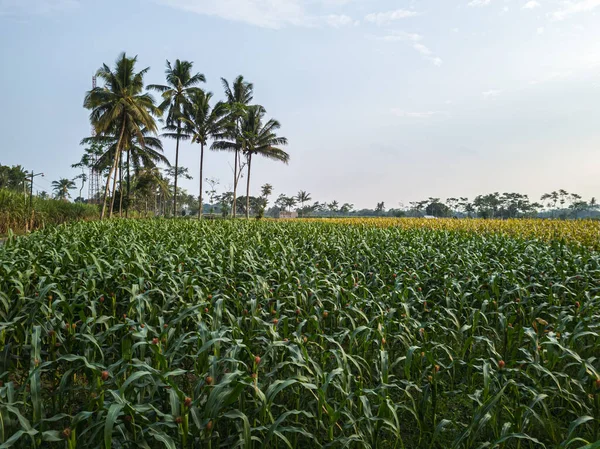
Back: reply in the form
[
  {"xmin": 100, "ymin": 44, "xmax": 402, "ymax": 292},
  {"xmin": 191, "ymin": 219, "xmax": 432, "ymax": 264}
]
[
  {"xmin": 482, "ymin": 89, "xmax": 502, "ymax": 98},
  {"xmin": 537, "ymin": 26, "xmax": 545, "ymax": 34},
  {"xmin": 378, "ymin": 31, "xmax": 443, "ymax": 66},
  {"xmin": 364, "ymin": 9, "xmax": 418, "ymax": 26},
  {"xmin": 468, "ymin": 0, "xmax": 492, "ymax": 6},
  {"xmin": 390, "ymin": 109, "xmax": 445, "ymax": 118},
  {"xmin": 551, "ymin": 0, "xmax": 600, "ymax": 20},
  {"xmin": 523, "ymin": 1, "xmax": 540, "ymax": 9},
  {"xmin": 0, "ymin": 0, "xmax": 78, "ymax": 15},
  {"xmin": 156, "ymin": 0, "xmax": 356, "ymax": 29},
  {"xmin": 324, "ymin": 14, "xmax": 356, "ymax": 28},
  {"xmin": 380, "ymin": 31, "xmax": 422, "ymax": 42},
  {"xmin": 412, "ymin": 43, "xmax": 443, "ymax": 66}
]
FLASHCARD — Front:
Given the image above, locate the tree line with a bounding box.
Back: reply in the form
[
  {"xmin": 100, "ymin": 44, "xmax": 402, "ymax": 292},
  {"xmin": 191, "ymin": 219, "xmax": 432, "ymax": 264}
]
[
  {"xmin": 259, "ymin": 190, "xmax": 599, "ymax": 219},
  {"xmin": 3, "ymin": 160, "xmax": 598, "ymax": 220},
  {"xmin": 80, "ymin": 53, "xmax": 289, "ymax": 220}
]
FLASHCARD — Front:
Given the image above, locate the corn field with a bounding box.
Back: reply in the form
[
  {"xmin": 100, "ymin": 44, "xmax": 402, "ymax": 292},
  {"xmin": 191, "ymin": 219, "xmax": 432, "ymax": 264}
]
[{"xmin": 0, "ymin": 219, "xmax": 599, "ymax": 448}]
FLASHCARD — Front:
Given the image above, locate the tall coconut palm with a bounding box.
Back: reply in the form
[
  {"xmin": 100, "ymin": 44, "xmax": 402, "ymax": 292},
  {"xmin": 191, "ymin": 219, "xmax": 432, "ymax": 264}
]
[
  {"xmin": 84, "ymin": 52, "xmax": 159, "ymax": 219},
  {"xmin": 52, "ymin": 178, "xmax": 76, "ymax": 201},
  {"xmin": 184, "ymin": 90, "xmax": 228, "ymax": 219},
  {"xmin": 215, "ymin": 75, "xmax": 254, "ymax": 218},
  {"xmin": 297, "ymin": 191, "xmax": 311, "ymax": 217},
  {"xmin": 148, "ymin": 60, "xmax": 205, "ymax": 216},
  {"xmin": 213, "ymin": 105, "xmax": 289, "ymax": 219},
  {"xmin": 242, "ymin": 106, "xmax": 289, "ymax": 218}
]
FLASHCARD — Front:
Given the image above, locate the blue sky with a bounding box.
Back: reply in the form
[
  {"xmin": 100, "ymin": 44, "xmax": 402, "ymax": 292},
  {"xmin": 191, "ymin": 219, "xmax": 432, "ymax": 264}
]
[{"xmin": 1, "ymin": 0, "xmax": 599, "ymax": 208}]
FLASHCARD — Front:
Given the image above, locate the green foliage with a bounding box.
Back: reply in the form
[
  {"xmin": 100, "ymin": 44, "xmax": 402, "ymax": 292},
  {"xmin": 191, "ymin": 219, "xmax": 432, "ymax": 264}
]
[
  {"xmin": 0, "ymin": 220, "xmax": 599, "ymax": 448},
  {"xmin": 0, "ymin": 165, "xmax": 28, "ymax": 191},
  {"xmin": 0, "ymin": 189, "xmax": 98, "ymax": 234}
]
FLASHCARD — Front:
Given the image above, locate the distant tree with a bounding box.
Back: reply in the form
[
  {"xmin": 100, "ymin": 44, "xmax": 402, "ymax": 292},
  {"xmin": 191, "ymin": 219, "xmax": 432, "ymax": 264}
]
[
  {"xmin": 328, "ymin": 201, "xmax": 340, "ymax": 214},
  {"xmin": 569, "ymin": 200, "xmax": 588, "ymax": 219},
  {"xmin": 540, "ymin": 191, "xmax": 560, "ymax": 217},
  {"xmin": 312, "ymin": 202, "xmax": 326, "ymax": 213},
  {"xmin": 52, "ymin": 178, "xmax": 76, "ymax": 201},
  {"xmin": 218, "ymin": 191, "xmax": 234, "ymax": 217},
  {"xmin": 284, "ymin": 196, "xmax": 297, "ymax": 212},
  {"xmin": 213, "ymin": 75, "xmax": 254, "ymax": 218},
  {"xmin": 558, "ymin": 189, "xmax": 570, "ymax": 210},
  {"xmin": 498, "ymin": 192, "xmax": 533, "ymax": 218},
  {"xmin": 456, "ymin": 197, "xmax": 472, "ymax": 217},
  {"xmin": 148, "ymin": 59, "xmax": 205, "ymax": 216},
  {"xmin": 375, "ymin": 202, "xmax": 385, "ymax": 214},
  {"xmin": 204, "ymin": 178, "xmax": 220, "ymax": 213},
  {"xmin": 73, "ymin": 172, "xmax": 87, "ymax": 200},
  {"xmin": 0, "ymin": 164, "xmax": 28, "ymax": 191},
  {"xmin": 243, "ymin": 106, "xmax": 289, "ymax": 218},
  {"xmin": 426, "ymin": 199, "xmax": 451, "ymax": 217},
  {"xmin": 340, "ymin": 203, "xmax": 354, "ymax": 214},
  {"xmin": 38, "ymin": 191, "xmax": 48, "ymax": 200},
  {"xmin": 261, "ymin": 184, "xmax": 273, "ymax": 199},
  {"xmin": 184, "ymin": 90, "xmax": 228, "ymax": 219},
  {"xmin": 473, "ymin": 193, "xmax": 501, "ymax": 219},
  {"xmin": 446, "ymin": 197, "xmax": 459, "ymax": 214},
  {"xmin": 297, "ymin": 191, "xmax": 312, "ymax": 217}
]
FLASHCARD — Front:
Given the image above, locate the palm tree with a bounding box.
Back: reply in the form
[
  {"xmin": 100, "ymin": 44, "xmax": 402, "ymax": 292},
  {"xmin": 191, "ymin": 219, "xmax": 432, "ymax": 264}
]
[
  {"xmin": 74, "ymin": 172, "xmax": 87, "ymax": 200},
  {"xmin": 148, "ymin": 60, "xmax": 205, "ymax": 216},
  {"xmin": 82, "ymin": 127, "xmax": 169, "ymax": 215},
  {"xmin": 328, "ymin": 201, "xmax": 339, "ymax": 214},
  {"xmin": 214, "ymin": 76, "xmax": 254, "ymax": 218},
  {"xmin": 52, "ymin": 178, "xmax": 76, "ymax": 201},
  {"xmin": 340, "ymin": 203, "xmax": 354, "ymax": 214},
  {"xmin": 240, "ymin": 106, "xmax": 289, "ymax": 218},
  {"xmin": 84, "ymin": 52, "xmax": 159, "ymax": 219},
  {"xmin": 284, "ymin": 196, "xmax": 297, "ymax": 212},
  {"xmin": 261, "ymin": 183, "xmax": 273, "ymax": 199},
  {"xmin": 184, "ymin": 90, "xmax": 228, "ymax": 219},
  {"xmin": 297, "ymin": 191, "xmax": 311, "ymax": 217}
]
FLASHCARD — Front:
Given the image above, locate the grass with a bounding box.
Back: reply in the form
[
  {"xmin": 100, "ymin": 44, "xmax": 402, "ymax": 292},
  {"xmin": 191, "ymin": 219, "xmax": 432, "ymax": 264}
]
[
  {"xmin": 0, "ymin": 189, "xmax": 98, "ymax": 235},
  {"xmin": 0, "ymin": 219, "xmax": 598, "ymax": 448}
]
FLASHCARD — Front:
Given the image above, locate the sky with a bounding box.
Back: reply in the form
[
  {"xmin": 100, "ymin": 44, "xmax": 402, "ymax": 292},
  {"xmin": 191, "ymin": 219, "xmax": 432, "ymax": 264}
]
[{"xmin": 0, "ymin": 0, "xmax": 599, "ymax": 209}]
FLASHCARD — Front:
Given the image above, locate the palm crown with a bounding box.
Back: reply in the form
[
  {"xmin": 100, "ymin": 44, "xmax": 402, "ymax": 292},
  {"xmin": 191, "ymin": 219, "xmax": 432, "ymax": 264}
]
[
  {"xmin": 183, "ymin": 90, "xmax": 229, "ymax": 218},
  {"xmin": 214, "ymin": 105, "xmax": 289, "ymax": 218},
  {"xmin": 148, "ymin": 60, "xmax": 205, "ymax": 215},
  {"xmin": 84, "ymin": 52, "xmax": 159, "ymax": 218},
  {"xmin": 52, "ymin": 178, "xmax": 76, "ymax": 200}
]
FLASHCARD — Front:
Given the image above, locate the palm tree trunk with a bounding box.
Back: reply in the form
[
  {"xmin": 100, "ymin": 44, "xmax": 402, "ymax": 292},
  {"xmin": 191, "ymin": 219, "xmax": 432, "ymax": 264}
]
[
  {"xmin": 198, "ymin": 142, "xmax": 204, "ymax": 220},
  {"xmin": 109, "ymin": 149, "xmax": 121, "ymax": 219},
  {"xmin": 173, "ymin": 124, "xmax": 181, "ymax": 217},
  {"xmin": 246, "ymin": 153, "xmax": 252, "ymax": 219},
  {"xmin": 101, "ymin": 121, "xmax": 126, "ymax": 220},
  {"xmin": 119, "ymin": 153, "xmax": 124, "ymax": 217},
  {"xmin": 126, "ymin": 148, "xmax": 130, "ymax": 218},
  {"xmin": 232, "ymin": 149, "xmax": 238, "ymax": 218}
]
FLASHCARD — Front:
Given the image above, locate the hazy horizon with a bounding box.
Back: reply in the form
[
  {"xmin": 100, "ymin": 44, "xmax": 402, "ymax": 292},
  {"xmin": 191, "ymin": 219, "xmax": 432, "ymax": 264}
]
[{"xmin": 1, "ymin": 0, "xmax": 599, "ymax": 209}]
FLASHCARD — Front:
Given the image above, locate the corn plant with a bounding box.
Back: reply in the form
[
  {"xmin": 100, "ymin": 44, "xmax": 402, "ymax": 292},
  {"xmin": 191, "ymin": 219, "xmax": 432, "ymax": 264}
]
[{"xmin": 0, "ymin": 219, "xmax": 598, "ymax": 448}]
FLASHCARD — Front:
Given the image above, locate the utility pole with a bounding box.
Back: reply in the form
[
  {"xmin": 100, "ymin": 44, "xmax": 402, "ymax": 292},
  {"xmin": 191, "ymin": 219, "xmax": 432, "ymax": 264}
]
[{"xmin": 28, "ymin": 171, "xmax": 44, "ymax": 207}]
